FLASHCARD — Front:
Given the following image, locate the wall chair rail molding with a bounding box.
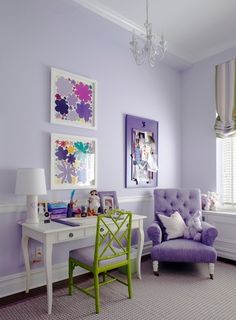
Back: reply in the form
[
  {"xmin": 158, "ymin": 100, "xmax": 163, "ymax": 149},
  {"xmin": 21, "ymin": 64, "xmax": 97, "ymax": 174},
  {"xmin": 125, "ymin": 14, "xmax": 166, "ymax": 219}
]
[
  {"xmin": 0, "ymin": 195, "xmax": 153, "ymax": 214},
  {"xmin": 0, "ymin": 203, "xmax": 26, "ymax": 215},
  {"xmin": 118, "ymin": 194, "xmax": 153, "ymax": 204}
]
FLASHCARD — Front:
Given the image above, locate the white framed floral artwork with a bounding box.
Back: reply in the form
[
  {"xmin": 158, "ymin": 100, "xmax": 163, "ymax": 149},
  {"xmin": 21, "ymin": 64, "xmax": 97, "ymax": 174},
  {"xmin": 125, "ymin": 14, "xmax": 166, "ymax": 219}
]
[
  {"xmin": 51, "ymin": 133, "xmax": 97, "ymax": 190},
  {"xmin": 51, "ymin": 68, "xmax": 97, "ymax": 129}
]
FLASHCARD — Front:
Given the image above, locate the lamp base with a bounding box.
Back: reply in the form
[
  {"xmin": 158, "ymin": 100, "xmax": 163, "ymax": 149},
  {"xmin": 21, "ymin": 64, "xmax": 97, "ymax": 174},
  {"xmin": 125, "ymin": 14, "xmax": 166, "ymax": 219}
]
[{"xmin": 26, "ymin": 195, "xmax": 39, "ymax": 224}]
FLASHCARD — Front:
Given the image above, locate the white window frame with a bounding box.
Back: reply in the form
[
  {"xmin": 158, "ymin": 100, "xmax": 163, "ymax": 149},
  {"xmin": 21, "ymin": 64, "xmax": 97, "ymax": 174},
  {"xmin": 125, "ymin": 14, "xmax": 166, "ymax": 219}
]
[{"xmin": 217, "ymin": 136, "xmax": 236, "ymax": 208}]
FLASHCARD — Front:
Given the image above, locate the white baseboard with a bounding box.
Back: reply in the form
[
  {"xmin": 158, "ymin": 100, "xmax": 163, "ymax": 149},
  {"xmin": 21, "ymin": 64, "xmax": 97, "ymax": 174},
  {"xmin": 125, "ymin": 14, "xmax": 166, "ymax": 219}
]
[
  {"xmin": 0, "ymin": 242, "xmax": 151, "ymax": 298},
  {"xmin": 0, "ymin": 262, "xmax": 86, "ymax": 298}
]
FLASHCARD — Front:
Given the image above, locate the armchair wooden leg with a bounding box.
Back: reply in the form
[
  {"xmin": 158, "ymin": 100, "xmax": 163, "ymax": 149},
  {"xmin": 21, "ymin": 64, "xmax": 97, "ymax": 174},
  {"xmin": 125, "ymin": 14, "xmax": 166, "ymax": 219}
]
[
  {"xmin": 209, "ymin": 263, "xmax": 215, "ymax": 279},
  {"xmin": 153, "ymin": 261, "xmax": 159, "ymax": 276}
]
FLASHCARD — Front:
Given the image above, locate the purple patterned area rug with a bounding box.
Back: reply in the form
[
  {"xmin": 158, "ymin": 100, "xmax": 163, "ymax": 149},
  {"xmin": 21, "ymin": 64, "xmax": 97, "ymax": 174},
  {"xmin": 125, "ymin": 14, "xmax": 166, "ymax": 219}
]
[{"xmin": 0, "ymin": 258, "xmax": 236, "ymax": 320}]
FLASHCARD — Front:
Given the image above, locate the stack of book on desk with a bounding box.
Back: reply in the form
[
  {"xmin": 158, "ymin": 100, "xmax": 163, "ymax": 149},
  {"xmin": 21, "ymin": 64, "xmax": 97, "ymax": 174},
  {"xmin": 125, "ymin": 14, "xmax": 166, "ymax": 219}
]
[{"xmin": 48, "ymin": 202, "xmax": 67, "ymax": 219}]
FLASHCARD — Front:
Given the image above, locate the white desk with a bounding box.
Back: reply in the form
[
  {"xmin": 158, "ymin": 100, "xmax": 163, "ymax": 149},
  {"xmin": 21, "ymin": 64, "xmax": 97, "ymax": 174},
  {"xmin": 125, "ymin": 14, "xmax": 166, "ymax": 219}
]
[{"xmin": 20, "ymin": 214, "xmax": 146, "ymax": 314}]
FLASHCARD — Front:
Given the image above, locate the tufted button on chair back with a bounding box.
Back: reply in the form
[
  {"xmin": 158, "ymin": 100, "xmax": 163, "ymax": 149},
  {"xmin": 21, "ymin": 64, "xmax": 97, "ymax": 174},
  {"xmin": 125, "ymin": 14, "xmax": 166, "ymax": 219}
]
[{"xmin": 154, "ymin": 189, "xmax": 201, "ymax": 223}]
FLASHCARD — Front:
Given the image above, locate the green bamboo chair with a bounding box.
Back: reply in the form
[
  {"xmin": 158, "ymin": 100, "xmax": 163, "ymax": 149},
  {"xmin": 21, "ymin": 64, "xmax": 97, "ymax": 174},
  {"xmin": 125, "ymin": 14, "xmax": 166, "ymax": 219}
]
[{"xmin": 68, "ymin": 209, "xmax": 133, "ymax": 314}]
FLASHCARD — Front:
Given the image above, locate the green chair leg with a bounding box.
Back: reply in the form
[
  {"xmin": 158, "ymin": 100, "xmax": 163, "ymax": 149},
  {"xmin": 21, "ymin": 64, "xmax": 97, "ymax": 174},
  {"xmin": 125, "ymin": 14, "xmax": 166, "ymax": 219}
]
[
  {"xmin": 94, "ymin": 273, "xmax": 100, "ymax": 314},
  {"xmin": 127, "ymin": 262, "xmax": 132, "ymax": 299}
]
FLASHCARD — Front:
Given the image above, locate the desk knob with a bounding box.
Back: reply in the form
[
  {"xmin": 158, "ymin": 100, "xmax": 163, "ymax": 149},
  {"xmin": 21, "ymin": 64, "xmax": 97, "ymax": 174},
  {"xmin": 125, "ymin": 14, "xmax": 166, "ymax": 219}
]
[{"xmin": 69, "ymin": 232, "xmax": 74, "ymax": 238}]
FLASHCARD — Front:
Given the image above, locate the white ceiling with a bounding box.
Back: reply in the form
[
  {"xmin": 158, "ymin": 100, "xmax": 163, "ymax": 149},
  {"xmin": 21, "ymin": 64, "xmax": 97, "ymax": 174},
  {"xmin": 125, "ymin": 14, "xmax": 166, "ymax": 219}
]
[{"xmin": 73, "ymin": 0, "xmax": 236, "ymax": 64}]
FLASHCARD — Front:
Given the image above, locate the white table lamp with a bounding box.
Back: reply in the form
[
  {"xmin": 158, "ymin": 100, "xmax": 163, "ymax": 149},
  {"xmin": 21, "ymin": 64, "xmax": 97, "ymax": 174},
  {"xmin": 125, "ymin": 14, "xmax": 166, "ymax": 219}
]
[{"xmin": 15, "ymin": 168, "xmax": 47, "ymax": 224}]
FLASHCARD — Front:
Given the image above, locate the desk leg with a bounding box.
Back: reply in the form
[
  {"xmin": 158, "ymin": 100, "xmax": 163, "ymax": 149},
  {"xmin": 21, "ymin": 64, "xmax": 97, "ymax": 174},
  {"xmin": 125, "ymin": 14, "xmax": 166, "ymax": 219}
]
[
  {"xmin": 44, "ymin": 243, "xmax": 53, "ymax": 315},
  {"xmin": 136, "ymin": 219, "xmax": 144, "ymax": 280},
  {"xmin": 21, "ymin": 234, "xmax": 31, "ymax": 293}
]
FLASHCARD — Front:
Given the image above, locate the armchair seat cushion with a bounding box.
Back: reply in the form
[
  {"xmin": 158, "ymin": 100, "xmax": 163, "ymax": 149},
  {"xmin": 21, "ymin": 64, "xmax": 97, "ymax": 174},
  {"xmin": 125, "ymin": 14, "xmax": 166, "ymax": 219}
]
[{"xmin": 151, "ymin": 238, "xmax": 217, "ymax": 263}]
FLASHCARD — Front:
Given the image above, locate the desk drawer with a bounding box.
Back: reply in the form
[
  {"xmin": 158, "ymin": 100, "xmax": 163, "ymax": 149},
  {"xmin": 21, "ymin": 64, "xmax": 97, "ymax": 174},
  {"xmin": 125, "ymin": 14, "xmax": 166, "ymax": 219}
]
[{"xmin": 58, "ymin": 229, "xmax": 84, "ymax": 241}]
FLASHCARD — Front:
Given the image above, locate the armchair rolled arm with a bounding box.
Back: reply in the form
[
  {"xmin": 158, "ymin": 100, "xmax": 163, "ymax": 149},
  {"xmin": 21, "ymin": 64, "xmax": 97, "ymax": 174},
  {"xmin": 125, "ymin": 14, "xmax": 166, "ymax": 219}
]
[
  {"xmin": 201, "ymin": 221, "xmax": 218, "ymax": 246},
  {"xmin": 147, "ymin": 222, "xmax": 162, "ymax": 246}
]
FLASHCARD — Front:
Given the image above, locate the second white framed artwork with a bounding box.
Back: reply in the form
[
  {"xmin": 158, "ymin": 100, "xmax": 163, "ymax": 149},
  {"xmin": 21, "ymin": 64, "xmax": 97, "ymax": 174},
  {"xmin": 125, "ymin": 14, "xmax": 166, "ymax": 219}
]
[{"xmin": 51, "ymin": 133, "xmax": 97, "ymax": 190}]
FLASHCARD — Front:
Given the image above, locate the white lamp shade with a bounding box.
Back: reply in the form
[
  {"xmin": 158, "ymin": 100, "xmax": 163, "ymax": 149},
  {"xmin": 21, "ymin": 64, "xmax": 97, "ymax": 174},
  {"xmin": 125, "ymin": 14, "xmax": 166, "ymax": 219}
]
[{"xmin": 15, "ymin": 168, "xmax": 47, "ymax": 195}]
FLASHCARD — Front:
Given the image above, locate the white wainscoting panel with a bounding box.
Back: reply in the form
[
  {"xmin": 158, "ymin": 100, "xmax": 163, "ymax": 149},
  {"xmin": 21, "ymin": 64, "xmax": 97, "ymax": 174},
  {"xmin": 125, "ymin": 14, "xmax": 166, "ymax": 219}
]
[{"xmin": 203, "ymin": 210, "xmax": 236, "ymax": 261}]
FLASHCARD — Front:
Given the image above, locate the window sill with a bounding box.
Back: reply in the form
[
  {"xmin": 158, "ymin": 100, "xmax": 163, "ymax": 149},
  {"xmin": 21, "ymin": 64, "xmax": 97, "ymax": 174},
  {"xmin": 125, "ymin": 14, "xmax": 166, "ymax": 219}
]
[{"xmin": 203, "ymin": 209, "xmax": 236, "ymax": 216}]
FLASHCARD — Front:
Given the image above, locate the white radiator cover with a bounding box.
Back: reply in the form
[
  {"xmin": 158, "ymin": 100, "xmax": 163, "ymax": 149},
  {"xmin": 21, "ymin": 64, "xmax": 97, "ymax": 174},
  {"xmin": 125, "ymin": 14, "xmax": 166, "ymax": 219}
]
[{"xmin": 203, "ymin": 210, "xmax": 236, "ymax": 261}]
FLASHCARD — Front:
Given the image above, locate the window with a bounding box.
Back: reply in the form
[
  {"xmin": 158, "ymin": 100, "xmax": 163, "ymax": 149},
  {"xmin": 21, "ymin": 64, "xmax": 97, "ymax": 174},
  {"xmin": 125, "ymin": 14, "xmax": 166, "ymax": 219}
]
[{"xmin": 217, "ymin": 136, "xmax": 236, "ymax": 205}]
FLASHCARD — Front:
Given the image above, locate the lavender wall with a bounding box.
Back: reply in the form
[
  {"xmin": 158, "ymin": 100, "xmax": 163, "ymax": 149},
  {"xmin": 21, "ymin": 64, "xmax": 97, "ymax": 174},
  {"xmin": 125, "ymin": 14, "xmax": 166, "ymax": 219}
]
[
  {"xmin": 0, "ymin": 0, "xmax": 181, "ymax": 278},
  {"xmin": 181, "ymin": 47, "xmax": 236, "ymax": 192}
]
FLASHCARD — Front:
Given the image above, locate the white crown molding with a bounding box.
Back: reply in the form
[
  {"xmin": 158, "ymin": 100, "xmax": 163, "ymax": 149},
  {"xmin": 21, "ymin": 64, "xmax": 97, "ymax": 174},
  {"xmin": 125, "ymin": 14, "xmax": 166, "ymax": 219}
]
[
  {"xmin": 71, "ymin": 1, "xmax": 236, "ymax": 64},
  {"xmin": 70, "ymin": 0, "xmax": 198, "ymax": 68},
  {"xmin": 70, "ymin": 0, "xmax": 236, "ymax": 65},
  {"xmin": 72, "ymin": 0, "xmax": 145, "ymax": 34},
  {"xmin": 70, "ymin": 0, "xmax": 194, "ymax": 68}
]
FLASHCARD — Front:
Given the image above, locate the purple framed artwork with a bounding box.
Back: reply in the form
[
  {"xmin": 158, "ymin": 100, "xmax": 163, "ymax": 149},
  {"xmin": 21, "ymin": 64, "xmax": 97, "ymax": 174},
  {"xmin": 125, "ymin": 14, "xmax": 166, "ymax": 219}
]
[
  {"xmin": 51, "ymin": 133, "xmax": 97, "ymax": 190},
  {"xmin": 125, "ymin": 114, "xmax": 158, "ymax": 188},
  {"xmin": 51, "ymin": 68, "xmax": 97, "ymax": 129}
]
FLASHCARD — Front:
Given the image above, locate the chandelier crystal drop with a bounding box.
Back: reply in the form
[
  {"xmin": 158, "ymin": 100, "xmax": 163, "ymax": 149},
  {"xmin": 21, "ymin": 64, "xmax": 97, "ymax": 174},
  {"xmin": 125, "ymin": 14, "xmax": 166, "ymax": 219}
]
[{"xmin": 130, "ymin": 0, "xmax": 167, "ymax": 67}]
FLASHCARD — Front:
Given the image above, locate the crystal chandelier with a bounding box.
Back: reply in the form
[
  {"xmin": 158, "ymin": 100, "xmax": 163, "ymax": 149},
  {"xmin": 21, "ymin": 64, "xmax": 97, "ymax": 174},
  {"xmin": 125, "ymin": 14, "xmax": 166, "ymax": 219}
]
[{"xmin": 130, "ymin": 0, "xmax": 167, "ymax": 67}]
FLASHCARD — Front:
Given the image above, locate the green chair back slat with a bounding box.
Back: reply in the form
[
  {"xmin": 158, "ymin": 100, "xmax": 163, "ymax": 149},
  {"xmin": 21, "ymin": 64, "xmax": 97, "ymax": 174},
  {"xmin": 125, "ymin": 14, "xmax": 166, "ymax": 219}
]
[{"xmin": 96, "ymin": 212, "xmax": 131, "ymax": 264}]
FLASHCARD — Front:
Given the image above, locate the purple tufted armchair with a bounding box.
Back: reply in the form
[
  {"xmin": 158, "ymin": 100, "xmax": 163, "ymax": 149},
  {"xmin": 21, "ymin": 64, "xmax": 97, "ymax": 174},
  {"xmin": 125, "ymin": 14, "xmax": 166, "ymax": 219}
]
[{"xmin": 147, "ymin": 189, "xmax": 218, "ymax": 279}]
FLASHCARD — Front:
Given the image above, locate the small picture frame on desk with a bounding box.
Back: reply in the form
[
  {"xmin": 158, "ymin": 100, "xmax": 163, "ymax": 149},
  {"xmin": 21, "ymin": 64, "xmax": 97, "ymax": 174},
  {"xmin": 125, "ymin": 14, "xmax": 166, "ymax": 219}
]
[
  {"xmin": 38, "ymin": 202, "xmax": 50, "ymax": 222},
  {"xmin": 98, "ymin": 191, "xmax": 119, "ymax": 213}
]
